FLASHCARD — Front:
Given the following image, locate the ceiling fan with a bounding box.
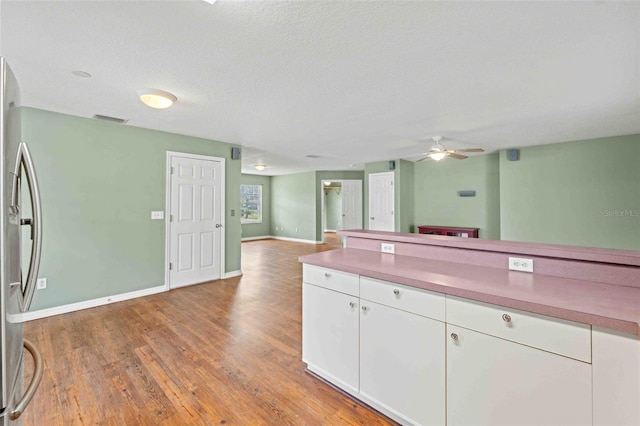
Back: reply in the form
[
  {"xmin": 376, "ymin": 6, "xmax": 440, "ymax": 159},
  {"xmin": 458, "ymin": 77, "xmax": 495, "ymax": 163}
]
[{"xmin": 415, "ymin": 136, "xmax": 484, "ymax": 162}]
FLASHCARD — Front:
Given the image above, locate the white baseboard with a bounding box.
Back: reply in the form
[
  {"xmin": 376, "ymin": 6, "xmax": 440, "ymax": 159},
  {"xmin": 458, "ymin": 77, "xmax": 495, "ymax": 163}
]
[
  {"xmin": 17, "ymin": 285, "xmax": 167, "ymax": 322},
  {"xmin": 241, "ymin": 235, "xmax": 321, "ymax": 244},
  {"xmin": 223, "ymin": 270, "xmax": 243, "ymax": 279},
  {"xmin": 271, "ymin": 236, "xmax": 322, "ymax": 244},
  {"xmin": 241, "ymin": 236, "xmax": 272, "ymax": 241}
]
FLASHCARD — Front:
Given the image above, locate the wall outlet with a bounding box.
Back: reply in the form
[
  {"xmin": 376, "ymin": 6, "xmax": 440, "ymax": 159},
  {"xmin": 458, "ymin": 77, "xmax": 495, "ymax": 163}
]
[
  {"xmin": 37, "ymin": 278, "xmax": 47, "ymax": 289},
  {"xmin": 381, "ymin": 243, "xmax": 395, "ymax": 254},
  {"xmin": 151, "ymin": 211, "xmax": 164, "ymax": 220},
  {"xmin": 509, "ymin": 257, "xmax": 534, "ymax": 273}
]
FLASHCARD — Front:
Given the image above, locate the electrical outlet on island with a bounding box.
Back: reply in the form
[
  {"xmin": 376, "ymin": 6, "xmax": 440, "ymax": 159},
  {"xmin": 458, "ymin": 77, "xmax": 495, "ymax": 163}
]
[{"xmin": 381, "ymin": 243, "xmax": 395, "ymax": 254}]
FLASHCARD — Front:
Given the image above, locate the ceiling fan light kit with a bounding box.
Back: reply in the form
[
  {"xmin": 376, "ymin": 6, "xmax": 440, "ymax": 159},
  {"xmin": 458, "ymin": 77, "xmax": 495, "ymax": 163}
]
[{"xmin": 417, "ymin": 136, "xmax": 485, "ymax": 162}]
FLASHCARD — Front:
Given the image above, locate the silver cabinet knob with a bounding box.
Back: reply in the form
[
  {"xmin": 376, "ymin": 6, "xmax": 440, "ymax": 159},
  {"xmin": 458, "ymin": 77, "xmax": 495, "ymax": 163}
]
[
  {"xmin": 393, "ymin": 289, "xmax": 400, "ymax": 296},
  {"xmin": 502, "ymin": 313, "xmax": 512, "ymax": 323},
  {"xmin": 324, "ymin": 272, "xmax": 331, "ymax": 278},
  {"xmin": 450, "ymin": 333, "xmax": 459, "ymax": 341},
  {"xmin": 349, "ymin": 302, "xmax": 356, "ymax": 308},
  {"xmin": 361, "ymin": 305, "xmax": 368, "ymax": 312}
]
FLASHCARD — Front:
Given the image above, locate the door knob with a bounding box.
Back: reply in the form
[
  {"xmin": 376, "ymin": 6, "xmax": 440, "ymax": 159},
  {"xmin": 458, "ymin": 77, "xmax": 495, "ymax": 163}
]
[
  {"xmin": 370, "ymin": 217, "xmax": 374, "ymax": 220},
  {"xmin": 215, "ymin": 224, "xmax": 222, "ymax": 228}
]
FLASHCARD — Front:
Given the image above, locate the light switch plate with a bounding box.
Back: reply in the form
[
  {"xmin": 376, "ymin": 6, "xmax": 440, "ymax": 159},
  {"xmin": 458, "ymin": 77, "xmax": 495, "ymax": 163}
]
[
  {"xmin": 151, "ymin": 211, "xmax": 164, "ymax": 220},
  {"xmin": 381, "ymin": 243, "xmax": 395, "ymax": 254},
  {"xmin": 509, "ymin": 257, "xmax": 534, "ymax": 272}
]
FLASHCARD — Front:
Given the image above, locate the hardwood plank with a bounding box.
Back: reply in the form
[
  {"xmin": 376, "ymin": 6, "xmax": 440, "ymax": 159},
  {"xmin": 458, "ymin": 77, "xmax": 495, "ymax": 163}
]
[{"xmin": 22, "ymin": 233, "xmax": 396, "ymax": 425}]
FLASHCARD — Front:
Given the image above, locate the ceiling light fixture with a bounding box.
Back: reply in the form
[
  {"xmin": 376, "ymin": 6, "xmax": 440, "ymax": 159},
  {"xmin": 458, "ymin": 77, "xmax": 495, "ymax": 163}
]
[
  {"xmin": 254, "ymin": 164, "xmax": 266, "ymax": 171},
  {"xmin": 137, "ymin": 89, "xmax": 177, "ymax": 109},
  {"xmin": 428, "ymin": 152, "xmax": 447, "ymax": 161}
]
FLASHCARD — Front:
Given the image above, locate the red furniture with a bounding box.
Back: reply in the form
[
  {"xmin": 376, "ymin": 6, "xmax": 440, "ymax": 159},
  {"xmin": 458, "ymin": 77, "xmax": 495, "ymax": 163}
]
[{"xmin": 417, "ymin": 225, "xmax": 479, "ymax": 238}]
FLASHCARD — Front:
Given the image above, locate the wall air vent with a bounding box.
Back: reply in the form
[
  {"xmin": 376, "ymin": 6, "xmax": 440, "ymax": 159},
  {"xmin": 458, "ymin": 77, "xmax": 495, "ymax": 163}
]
[{"xmin": 92, "ymin": 114, "xmax": 128, "ymax": 124}]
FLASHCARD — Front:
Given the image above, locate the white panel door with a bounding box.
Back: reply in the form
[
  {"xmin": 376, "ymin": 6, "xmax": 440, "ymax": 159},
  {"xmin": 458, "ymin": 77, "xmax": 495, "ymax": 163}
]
[
  {"xmin": 341, "ymin": 180, "xmax": 362, "ymax": 230},
  {"xmin": 170, "ymin": 156, "xmax": 222, "ymax": 288},
  {"xmin": 368, "ymin": 172, "xmax": 394, "ymax": 231}
]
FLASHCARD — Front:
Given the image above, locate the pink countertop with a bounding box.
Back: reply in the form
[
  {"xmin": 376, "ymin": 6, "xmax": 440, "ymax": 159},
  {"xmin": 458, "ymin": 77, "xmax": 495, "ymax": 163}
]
[
  {"xmin": 299, "ymin": 248, "xmax": 640, "ymax": 337},
  {"xmin": 340, "ymin": 230, "xmax": 640, "ymax": 266}
]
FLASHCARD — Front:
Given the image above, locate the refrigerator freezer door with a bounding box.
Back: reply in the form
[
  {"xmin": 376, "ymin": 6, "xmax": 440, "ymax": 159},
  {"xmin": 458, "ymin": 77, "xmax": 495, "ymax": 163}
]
[{"xmin": 11, "ymin": 143, "xmax": 42, "ymax": 313}]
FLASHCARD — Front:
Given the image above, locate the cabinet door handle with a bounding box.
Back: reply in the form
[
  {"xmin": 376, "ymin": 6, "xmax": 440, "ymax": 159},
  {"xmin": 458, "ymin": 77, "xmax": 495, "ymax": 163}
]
[
  {"xmin": 349, "ymin": 302, "xmax": 356, "ymax": 308},
  {"xmin": 361, "ymin": 305, "xmax": 368, "ymax": 312},
  {"xmin": 450, "ymin": 333, "xmax": 459, "ymax": 341},
  {"xmin": 324, "ymin": 272, "xmax": 331, "ymax": 278},
  {"xmin": 393, "ymin": 289, "xmax": 400, "ymax": 296},
  {"xmin": 502, "ymin": 313, "xmax": 512, "ymax": 323}
]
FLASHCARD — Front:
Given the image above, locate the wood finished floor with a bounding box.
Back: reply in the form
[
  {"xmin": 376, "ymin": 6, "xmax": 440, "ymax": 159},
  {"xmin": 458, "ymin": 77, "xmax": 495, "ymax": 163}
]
[{"xmin": 23, "ymin": 233, "xmax": 393, "ymax": 425}]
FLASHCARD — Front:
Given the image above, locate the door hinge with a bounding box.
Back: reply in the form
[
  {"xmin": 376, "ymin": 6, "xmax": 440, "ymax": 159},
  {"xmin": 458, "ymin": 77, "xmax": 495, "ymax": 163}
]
[
  {"xmin": 170, "ymin": 167, "xmax": 175, "ymax": 174},
  {"xmin": 169, "ymin": 262, "xmax": 173, "ymax": 270},
  {"xmin": 170, "ymin": 214, "xmax": 173, "ymax": 222}
]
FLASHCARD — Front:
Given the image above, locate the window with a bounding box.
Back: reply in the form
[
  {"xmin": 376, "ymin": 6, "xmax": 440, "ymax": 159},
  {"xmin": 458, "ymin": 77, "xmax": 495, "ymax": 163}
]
[{"xmin": 240, "ymin": 184, "xmax": 262, "ymax": 224}]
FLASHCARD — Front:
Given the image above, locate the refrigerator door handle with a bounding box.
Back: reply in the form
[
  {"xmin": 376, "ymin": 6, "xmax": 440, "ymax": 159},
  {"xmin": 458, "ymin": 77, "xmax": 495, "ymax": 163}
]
[
  {"xmin": 11, "ymin": 142, "xmax": 42, "ymax": 312},
  {"xmin": 9, "ymin": 339, "xmax": 43, "ymax": 420}
]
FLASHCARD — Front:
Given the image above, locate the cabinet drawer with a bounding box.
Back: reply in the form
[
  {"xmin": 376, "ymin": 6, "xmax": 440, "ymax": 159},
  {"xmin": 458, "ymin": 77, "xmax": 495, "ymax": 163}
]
[
  {"xmin": 360, "ymin": 276, "xmax": 445, "ymax": 321},
  {"xmin": 446, "ymin": 296, "xmax": 591, "ymax": 363},
  {"xmin": 303, "ymin": 264, "xmax": 359, "ymax": 296}
]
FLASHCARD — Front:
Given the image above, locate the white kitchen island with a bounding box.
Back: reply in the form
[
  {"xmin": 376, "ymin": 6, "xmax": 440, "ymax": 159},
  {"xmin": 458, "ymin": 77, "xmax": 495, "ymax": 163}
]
[{"xmin": 299, "ymin": 230, "xmax": 640, "ymax": 426}]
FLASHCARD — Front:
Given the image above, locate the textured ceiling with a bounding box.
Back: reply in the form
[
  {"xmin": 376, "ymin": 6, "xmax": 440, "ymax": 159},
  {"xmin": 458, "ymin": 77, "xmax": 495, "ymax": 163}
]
[{"xmin": 1, "ymin": 1, "xmax": 638, "ymax": 175}]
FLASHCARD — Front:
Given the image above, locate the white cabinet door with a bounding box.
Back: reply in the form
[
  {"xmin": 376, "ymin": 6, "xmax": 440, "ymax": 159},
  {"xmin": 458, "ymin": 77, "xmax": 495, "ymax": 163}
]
[
  {"xmin": 447, "ymin": 325, "xmax": 592, "ymax": 426},
  {"xmin": 302, "ymin": 282, "xmax": 359, "ymax": 394},
  {"xmin": 360, "ymin": 300, "xmax": 445, "ymax": 425}
]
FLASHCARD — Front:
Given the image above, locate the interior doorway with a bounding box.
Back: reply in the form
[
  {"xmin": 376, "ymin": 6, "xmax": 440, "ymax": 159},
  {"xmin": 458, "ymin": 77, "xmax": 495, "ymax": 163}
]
[
  {"xmin": 320, "ymin": 179, "xmax": 363, "ymax": 244},
  {"xmin": 165, "ymin": 151, "xmax": 225, "ymax": 289},
  {"xmin": 368, "ymin": 172, "xmax": 394, "ymax": 231}
]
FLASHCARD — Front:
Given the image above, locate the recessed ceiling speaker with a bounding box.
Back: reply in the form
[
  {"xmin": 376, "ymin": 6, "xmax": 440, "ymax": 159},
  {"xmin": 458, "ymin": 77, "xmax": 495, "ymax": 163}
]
[
  {"xmin": 388, "ymin": 160, "xmax": 395, "ymax": 170},
  {"xmin": 507, "ymin": 149, "xmax": 520, "ymax": 161},
  {"xmin": 231, "ymin": 147, "xmax": 241, "ymax": 160}
]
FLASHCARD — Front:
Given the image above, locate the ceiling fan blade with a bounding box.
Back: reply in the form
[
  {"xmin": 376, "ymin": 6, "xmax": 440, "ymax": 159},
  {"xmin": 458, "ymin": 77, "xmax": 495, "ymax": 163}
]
[
  {"xmin": 448, "ymin": 153, "xmax": 468, "ymax": 160},
  {"xmin": 452, "ymin": 148, "xmax": 485, "ymax": 153},
  {"xmin": 415, "ymin": 156, "xmax": 430, "ymax": 162}
]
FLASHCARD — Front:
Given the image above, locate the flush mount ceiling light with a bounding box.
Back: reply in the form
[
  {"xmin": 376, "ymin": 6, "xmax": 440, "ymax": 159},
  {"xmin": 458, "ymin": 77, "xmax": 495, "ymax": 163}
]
[
  {"xmin": 254, "ymin": 164, "xmax": 267, "ymax": 171},
  {"xmin": 136, "ymin": 89, "xmax": 177, "ymax": 109}
]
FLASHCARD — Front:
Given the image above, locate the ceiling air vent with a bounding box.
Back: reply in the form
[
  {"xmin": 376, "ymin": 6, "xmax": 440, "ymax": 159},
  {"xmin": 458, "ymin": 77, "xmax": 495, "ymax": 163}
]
[
  {"xmin": 305, "ymin": 154, "xmax": 322, "ymax": 159},
  {"xmin": 92, "ymin": 114, "xmax": 128, "ymax": 124}
]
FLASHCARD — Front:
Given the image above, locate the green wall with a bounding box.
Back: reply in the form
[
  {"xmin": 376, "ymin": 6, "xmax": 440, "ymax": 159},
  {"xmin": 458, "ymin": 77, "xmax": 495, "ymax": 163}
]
[
  {"xmin": 413, "ymin": 153, "xmax": 501, "ymax": 239},
  {"xmin": 500, "ymin": 134, "xmax": 640, "ymax": 249},
  {"xmin": 21, "ymin": 107, "xmax": 241, "ymax": 310},
  {"xmin": 325, "ymin": 187, "xmax": 342, "ymax": 230},
  {"xmin": 397, "ymin": 160, "xmax": 415, "ymax": 233},
  {"xmin": 270, "ymin": 171, "xmax": 317, "ymax": 241},
  {"xmin": 240, "ymin": 174, "xmax": 272, "ymax": 239}
]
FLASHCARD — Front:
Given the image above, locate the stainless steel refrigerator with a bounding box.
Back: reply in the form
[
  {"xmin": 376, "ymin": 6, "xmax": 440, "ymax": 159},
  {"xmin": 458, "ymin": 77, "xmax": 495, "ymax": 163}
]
[{"xmin": 0, "ymin": 57, "xmax": 43, "ymax": 424}]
